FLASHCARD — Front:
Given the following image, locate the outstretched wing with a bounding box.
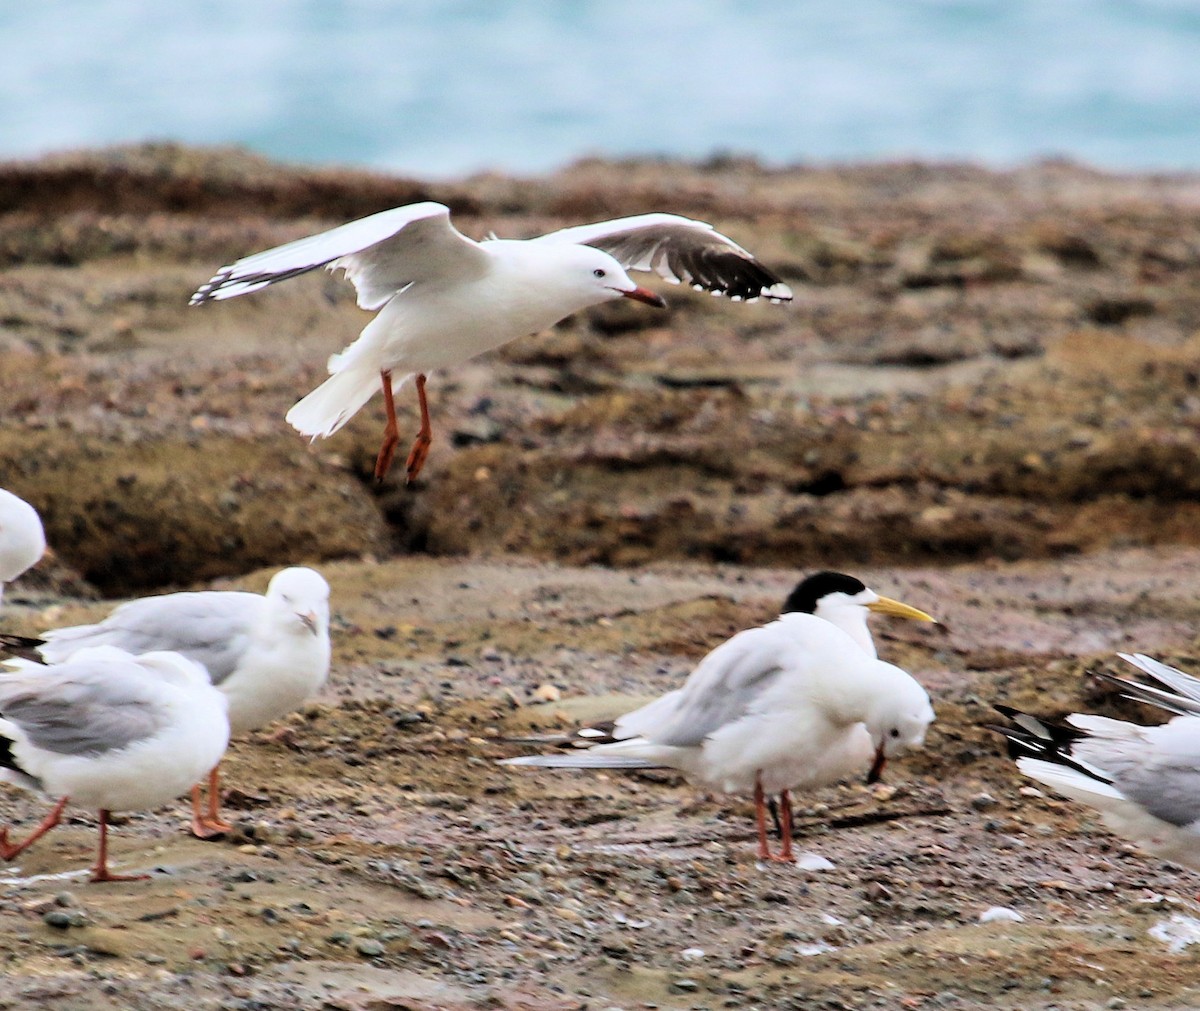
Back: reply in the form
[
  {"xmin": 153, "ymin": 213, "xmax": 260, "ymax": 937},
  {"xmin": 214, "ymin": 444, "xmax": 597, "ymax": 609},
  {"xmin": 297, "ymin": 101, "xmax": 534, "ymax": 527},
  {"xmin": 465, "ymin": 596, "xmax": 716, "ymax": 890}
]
[
  {"xmin": 534, "ymin": 213, "xmax": 792, "ymax": 303},
  {"xmin": 190, "ymin": 202, "xmax": 491, "ymax": 310}
]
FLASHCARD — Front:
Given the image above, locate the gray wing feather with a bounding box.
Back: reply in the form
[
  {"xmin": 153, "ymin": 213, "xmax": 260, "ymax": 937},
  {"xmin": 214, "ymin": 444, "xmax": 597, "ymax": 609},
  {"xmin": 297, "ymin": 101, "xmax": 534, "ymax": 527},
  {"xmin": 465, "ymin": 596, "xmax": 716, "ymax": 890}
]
[
  {"xmin": 648, "ymin": 626, "xmax": 792, "ymax": 748},
  {"xmin": 1118, "ymin": 653, "xmax": 1200, "ymax": 706},
  {"xmin": 40, "ymin": 591, "xmax": 261, "ymax": 684},
  {"xmin": 1080, "ymin": 718, "xmax": 1200, "ymax": 828},
  {"xmin": 0, "ymin": 663, "xmax": 169, "ymax": 757}
]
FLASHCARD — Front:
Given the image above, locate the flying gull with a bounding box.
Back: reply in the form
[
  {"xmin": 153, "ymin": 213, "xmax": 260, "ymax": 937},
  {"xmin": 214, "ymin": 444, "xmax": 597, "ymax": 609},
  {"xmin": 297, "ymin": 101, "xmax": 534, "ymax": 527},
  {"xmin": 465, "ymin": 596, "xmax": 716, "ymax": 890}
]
[{"xmin": 190, "ymin": 204, "xmax": 792, "ymax": 482}]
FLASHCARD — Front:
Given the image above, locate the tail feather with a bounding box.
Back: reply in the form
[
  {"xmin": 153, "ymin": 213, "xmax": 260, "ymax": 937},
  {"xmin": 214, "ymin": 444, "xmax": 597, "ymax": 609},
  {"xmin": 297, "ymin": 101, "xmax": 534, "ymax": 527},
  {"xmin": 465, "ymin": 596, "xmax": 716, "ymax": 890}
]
[
  {"xmin": 286, "ymin": 366, "xmax": 387, "ymax": 439},
  {"xmin": 499, "ymin": 753, "xmax": 660, "ymax": 770}
]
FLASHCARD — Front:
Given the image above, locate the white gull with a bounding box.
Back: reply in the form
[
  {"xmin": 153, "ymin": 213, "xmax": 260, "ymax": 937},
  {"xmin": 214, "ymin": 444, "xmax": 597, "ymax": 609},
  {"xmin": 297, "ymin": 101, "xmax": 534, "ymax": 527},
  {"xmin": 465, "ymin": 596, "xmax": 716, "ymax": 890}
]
[
  {"xmin": 0, "ymin": 645, "xmax": 229, "ymax": 882},
  {"xmin": 26, "ymin": 566, "xmax": 331, "ymax": 838},
  {"xmin": 996, "ymin": 652, "xmax": 1200, "ymax": 870},
  {"xmin": 190, "ymin": 204, "xmax": 792, "ymax": 482},
  {"xmin": 0, "ymin": 489, "xmax": 46, "ymax": 607}
]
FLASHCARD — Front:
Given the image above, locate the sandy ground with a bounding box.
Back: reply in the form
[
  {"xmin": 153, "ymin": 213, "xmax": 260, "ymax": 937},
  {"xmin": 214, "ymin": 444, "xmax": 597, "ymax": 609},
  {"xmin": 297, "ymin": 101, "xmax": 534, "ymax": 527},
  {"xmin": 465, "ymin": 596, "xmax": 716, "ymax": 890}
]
[{"xmin": 1, "ymin": 146, "xmax": 1200, "ymax": 1009}]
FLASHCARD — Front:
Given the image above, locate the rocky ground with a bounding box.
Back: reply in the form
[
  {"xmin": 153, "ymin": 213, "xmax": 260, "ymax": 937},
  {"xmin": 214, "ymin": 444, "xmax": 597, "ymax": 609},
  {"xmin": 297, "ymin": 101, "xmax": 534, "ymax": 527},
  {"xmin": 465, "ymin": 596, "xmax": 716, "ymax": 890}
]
[{"xmin": 1, "ymin": 145, "xmax": 1200, "ymax": 1009}]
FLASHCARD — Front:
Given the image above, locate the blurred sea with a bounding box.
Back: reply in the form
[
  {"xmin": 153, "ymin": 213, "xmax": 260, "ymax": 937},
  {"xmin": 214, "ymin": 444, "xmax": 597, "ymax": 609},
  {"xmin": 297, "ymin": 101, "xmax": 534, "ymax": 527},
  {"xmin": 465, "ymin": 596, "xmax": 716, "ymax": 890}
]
[{"xmin": 4, "ymin": 1, "xmax": 1200, "ymax": 178}]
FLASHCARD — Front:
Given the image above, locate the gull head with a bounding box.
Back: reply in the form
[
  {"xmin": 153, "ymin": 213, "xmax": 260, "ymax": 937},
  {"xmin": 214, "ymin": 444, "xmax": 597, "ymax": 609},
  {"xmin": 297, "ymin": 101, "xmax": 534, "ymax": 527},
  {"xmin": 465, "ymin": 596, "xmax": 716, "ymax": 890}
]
[
  {"xmin": 265, "ymin": 566, "xmax": 331, "ymax": 638},
  {"xmin": 553, "ymin": 245, "xmax": 667, "ymax": 309},
  {"xmin": 864, "ymin": 675, "xmax": 935, "ymax": 784}
]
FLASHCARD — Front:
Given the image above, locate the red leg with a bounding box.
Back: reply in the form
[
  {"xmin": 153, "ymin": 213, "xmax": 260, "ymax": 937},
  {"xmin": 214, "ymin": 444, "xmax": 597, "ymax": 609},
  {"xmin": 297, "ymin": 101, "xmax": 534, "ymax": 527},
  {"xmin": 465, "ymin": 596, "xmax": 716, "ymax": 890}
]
[
  {"xmin": 190, "ymin": 766, "xmax": 232, "ymax": 839},
  {"xmin": 404, "ymin": 373, "xmax": 432, "ymax": 484},
  {"xmin": 777, "ymin": 789, "xmax": 795, "ymax": 862},
  {"xmin": 754, "ymin": 774, "xmax": 772, "ymax": 861},
  {"xmin": 0, "ymin": 795, "xmax": 69, "ymax": 860},
  {"xmin": 90, "ymin": 809, "xmax": 149, "ymax": 883},
  {"xmin": 373, "ymin": 370, "xmax": 401, "ymax": 482}
]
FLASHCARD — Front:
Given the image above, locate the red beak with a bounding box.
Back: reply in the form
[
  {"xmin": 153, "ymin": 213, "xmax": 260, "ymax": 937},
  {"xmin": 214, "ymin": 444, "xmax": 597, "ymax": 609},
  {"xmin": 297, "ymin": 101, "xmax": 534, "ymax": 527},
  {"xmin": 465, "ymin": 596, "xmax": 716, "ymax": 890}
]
[
  {"xmin": 866, "ymin": 743, "xmax": 886, "ymax": 785},
  {"xmin": 621, "ymin": 285, "xmax": 667, "ymax": 308}
]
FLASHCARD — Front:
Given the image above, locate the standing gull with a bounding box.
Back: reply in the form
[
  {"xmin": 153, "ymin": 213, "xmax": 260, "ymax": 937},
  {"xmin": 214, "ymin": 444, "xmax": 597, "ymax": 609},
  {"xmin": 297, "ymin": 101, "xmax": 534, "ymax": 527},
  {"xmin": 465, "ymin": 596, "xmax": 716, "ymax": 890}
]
[
  {"xmin": 0, "ymin": 489, "xmax": 46, "ymax": 607},
  {"xmin": 995, "ymin": 652, "xmax": 1200, "ymax": 870},
  {"xmin": 501, "ymin": 581, "xmax": 935, "ymax": 863},
  {"xmin": 190, "ymin": 204, "xmax": 792, "ymax": 482},
  {"xmin": 0, "ymin": 646, "xmax": 229, "ymax": 882},
  {"xmin": 18, "ymin": 566, "xmax": 331, "ymax": 838}
]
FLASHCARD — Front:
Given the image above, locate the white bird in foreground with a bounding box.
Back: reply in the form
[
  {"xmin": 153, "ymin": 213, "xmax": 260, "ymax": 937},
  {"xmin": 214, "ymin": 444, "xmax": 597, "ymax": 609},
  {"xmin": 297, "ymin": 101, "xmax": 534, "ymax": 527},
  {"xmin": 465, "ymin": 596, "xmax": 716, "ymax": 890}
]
[
  {"xmin": 12, "ymin": 567, "xmax": 331, "ymax": 838},
  {"xmin": 0, "ymin": 646, "xmax": 229, "ymax": 882},
  {"xmin": 996, "ymin": 653, "xmax": 1200, "ymax": 871},
  {"xmin": 502, "ymin": 572, "xmax": 936, "ymax": 862},
  {"xmin": 190, "ymin": 203, "xmax": 792, "ymax": 483},
  {"xmin": 0, "ymin": 489, "xmax": 46, "ymax": 607}
]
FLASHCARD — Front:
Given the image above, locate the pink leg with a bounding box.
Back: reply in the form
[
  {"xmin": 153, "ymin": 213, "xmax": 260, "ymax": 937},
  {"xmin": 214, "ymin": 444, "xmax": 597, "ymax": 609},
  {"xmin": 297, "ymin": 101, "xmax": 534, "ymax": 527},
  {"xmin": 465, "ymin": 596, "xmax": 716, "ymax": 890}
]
[
  {"xmin": 404, "ymin": 373, "xmax": 433, "ymax": 483},
  {"xmin": 190, "ymin": 766, "xmax": 232, "ymax": 839},
  {"xmin": 90, "ymin": 809, "xmax": 149, "ymax": 883},
  {"xmin": 754, "ymin": 774, "xmax": 772, "ymax": 861},
  {"xmin": 373, "ymin": 370, "xmax": 401, "ymax": 482},
  {"xmin": 0, "ymin": 795, "xmax": 69, "ymax": 860}
]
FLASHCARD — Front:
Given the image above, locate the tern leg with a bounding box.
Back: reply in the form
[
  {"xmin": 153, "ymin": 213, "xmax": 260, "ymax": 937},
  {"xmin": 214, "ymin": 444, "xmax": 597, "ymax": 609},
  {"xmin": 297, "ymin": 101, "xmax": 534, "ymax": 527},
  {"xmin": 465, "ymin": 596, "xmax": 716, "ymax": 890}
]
[
  {"xmin": 404, "ymin": 373, "xmax": 432, "ymax": 484},
  {"xmin": 0, "ymin": 795, "xmax": 69, "ymax": 860},
  {"xmin": 754, "ymin": 774, "xmax": 772, "ymax": 861},
  {"xmin": 90, "ymin": 809, "xmax": 149, "ymax": 883},
  {"xmin": 767, "ymin": 796, "xmax": 783, "ymax": 838},
  {"xmin": 777, "ymin": 789, "xmax": 795, "ymax": 862},
  {"xmin": 190, "ymin": 766, "xmax": 233, "ymax": 839},
  {"xmin": 373, "ymin": 369, "xmax": 401, "ymax": 482}
]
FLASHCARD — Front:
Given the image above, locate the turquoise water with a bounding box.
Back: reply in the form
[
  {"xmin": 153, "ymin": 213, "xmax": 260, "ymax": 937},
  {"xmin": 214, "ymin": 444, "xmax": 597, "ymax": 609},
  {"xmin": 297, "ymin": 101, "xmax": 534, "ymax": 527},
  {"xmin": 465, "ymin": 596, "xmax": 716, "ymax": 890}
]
[{"xmin": 4, "ymin": 1, "xmax": 1200, "ymax": 177}]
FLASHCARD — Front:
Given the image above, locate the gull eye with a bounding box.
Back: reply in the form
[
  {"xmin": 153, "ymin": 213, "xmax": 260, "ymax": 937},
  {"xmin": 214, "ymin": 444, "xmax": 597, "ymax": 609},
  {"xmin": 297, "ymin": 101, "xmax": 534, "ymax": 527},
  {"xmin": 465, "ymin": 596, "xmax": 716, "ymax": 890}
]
[
  {"xmin": 593, "ymin": 268, "xmax": 606, "ymax": 278},
  {"xmin": 890, "ymin": 728, "xmax": 900, "ymax": 738}
]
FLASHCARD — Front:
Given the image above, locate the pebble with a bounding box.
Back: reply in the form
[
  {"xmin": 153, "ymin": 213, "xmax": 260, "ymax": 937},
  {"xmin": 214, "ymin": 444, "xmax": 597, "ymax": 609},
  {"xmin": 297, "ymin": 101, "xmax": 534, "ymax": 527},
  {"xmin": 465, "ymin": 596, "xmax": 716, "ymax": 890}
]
[
  {"xmin": 531, "ymin": 684, "xmax": 561, "ymax": 703},
  {"xmin": 43, "ymin": 910, "xmax": 86, "ymax": 929},
  {"xmin": 970, "ymin": 792, "xmax": 998, "ymax": 811},
  {"xmin": 795, "ymin": 854, "xmax": 835, "ymax": 871},
  {"xmin": 979, "ymin": 906, "xmax": 1024, "ymax": 924},
  {"xmin": 355, "ymin": 938, "xmax": 385, "ymax": 957}
]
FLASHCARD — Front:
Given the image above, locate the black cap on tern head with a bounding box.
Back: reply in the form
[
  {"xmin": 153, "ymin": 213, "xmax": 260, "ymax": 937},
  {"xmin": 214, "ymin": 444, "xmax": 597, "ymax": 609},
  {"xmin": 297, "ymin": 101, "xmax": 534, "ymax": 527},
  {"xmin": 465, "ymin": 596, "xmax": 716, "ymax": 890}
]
[{"xmin": 781, "ymin": 571, "xmax": 868, "ymax": 615}]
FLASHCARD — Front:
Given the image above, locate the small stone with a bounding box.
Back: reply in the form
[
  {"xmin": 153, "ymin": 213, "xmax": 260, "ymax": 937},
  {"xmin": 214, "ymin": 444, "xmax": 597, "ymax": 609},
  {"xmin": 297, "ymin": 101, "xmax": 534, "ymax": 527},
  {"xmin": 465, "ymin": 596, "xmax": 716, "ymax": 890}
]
[
  {"xmin": 355, "ymin": 938, "xmax": 385, "ymax": 957},
  {"xmin": 531, "ymin": 684, "xmax": 561, "ymax": 704},
  {"xmin": 53, "ymin": 892, "xmax": 77, "ymax": 908},
  {"xmin": 795, "ymin": 853, "xmax": 835, "ymax": 872},
  {"xmin": 970, "ymin": 792, "xmax": 998, "ymax": 811},
  {"xmin": 979, "ymin": 906, "xmax": 1024, "ymax": 924},
  {"xmin": 43, "ymin": 910, "xmax": 84, "ymax": 929},
  {"xmin": 668, "ymin": 979, "xmax": 699, "ymax": 994}
]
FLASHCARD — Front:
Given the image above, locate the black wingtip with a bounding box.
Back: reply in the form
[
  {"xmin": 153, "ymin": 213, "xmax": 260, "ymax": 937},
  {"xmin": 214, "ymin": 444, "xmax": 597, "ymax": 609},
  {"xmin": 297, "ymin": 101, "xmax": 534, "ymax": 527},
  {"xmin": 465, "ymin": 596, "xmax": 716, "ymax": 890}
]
[{"xmin": 0, "ymin": 633, "xmax": 46, "ymax": 662}]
